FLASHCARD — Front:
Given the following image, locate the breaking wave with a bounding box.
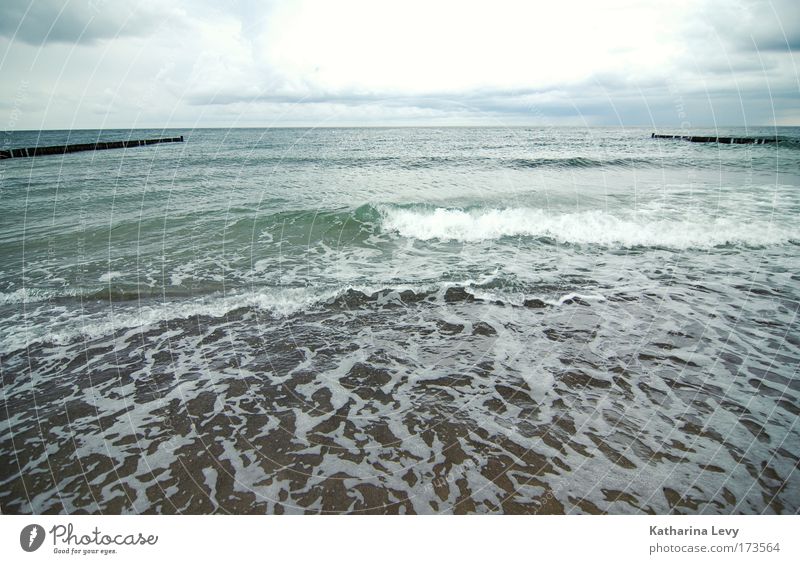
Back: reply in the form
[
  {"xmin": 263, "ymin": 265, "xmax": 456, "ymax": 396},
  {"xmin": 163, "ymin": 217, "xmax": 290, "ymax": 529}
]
[{"xmin": 379, "ymin": 206, "xmax": 798, "ymax": 248}]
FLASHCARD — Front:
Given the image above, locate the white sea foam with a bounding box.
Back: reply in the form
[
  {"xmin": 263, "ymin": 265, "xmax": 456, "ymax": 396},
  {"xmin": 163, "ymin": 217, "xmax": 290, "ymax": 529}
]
[
  {"xmin": 1, "ymin": 282, "xmax": 443, "ymax": 353},
  {"xmin": 0, "ymin": 287, "xmax": 322, "ymax": 353},
  {"xmin": 379, "ymin": 207, "xmax": 797, "ymax": 248},
  {"xmin": 0, "ymin": 287, "xmax": 83, "ymax": 305},
  {"xmin": 0, "ymin": 281, "xmax": 490, "ymax": 353},
  {"xmin": 98, "ymin": 271, "xmax": 123, "ymax": 282}
]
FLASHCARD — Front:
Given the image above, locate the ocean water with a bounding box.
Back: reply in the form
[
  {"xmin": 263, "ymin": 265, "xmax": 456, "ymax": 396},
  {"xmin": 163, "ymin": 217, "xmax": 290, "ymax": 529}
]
[{"xmin": 1, "ymin": 126, "xmax": 798, "ymax": 514}]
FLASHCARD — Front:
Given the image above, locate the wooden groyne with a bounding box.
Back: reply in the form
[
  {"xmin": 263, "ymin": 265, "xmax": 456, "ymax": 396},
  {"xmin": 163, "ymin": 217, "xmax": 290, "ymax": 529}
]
[
  {"xmin": 651, "ymin": 133, "xmax": 778, "ymax": 144},
  {"xmin": 0, "ymin": 135, "xmax": 184, "ymax": 159}
]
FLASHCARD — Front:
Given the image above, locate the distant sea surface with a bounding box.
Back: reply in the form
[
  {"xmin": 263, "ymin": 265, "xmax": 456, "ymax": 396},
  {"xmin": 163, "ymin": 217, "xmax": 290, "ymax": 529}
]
[{"xmin": 1, "ymin": 127, "xmax": 799, "ymax": 514}]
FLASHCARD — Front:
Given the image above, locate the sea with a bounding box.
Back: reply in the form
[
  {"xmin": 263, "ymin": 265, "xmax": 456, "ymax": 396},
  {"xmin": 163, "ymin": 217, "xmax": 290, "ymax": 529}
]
[{"xmin": 1, "ymin": 126, "xmax": 798, "ymax": 514}]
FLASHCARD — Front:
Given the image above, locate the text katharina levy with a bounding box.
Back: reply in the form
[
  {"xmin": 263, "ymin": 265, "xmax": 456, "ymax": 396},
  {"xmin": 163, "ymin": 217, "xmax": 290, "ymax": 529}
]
[{"xmin": 650, "ymin": 525, "xmax": 739, "ymax": 539}]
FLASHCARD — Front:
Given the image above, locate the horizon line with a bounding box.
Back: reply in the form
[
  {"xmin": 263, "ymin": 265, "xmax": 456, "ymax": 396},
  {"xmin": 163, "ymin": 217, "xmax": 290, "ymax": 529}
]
[{"xmin": 5, "ymin": 124, "xmax": 798, "ymax": 133}]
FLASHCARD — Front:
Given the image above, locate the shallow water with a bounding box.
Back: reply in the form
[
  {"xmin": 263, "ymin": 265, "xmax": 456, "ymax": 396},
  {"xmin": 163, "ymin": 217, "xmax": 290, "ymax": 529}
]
[{"xmin": 1, "ymin": 126, "xmax": 799, "ymax": 513}]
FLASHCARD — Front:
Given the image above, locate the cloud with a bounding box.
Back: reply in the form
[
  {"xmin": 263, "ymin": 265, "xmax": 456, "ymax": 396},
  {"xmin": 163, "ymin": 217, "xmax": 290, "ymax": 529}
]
[
  {"xmin": 0, "ymin": 0, "xmax": 169, "ymax": 45},
  {"xmin": 0, "ymin": 0, "xmax": 796, "ymax": 128},
  {"xmin": 695, "ymin": 0, "xmax": 800, "ymax": 52}
]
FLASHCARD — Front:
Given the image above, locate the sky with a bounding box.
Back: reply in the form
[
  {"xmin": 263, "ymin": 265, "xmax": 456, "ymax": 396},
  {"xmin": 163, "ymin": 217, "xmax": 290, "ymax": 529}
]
[{"xmin": 0, "ymin": 0, "xmax": 798, "ymax": 129}]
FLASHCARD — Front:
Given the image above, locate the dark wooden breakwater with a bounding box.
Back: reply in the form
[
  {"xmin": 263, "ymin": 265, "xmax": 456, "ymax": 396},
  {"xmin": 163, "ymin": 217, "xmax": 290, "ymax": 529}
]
[
  {"xmin": 651, "ymin": 133, "xmax": 778, "ymax": 144},
  {"xmin": 0, "ymin": 135, "xmax": 184, "ymax": 159}
]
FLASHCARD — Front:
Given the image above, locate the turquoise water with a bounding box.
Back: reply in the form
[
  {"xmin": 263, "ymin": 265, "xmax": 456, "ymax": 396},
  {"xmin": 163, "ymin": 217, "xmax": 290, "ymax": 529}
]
[{"xmin": 1, "ymin": 127, "xmax": 799, "ymax": 513}]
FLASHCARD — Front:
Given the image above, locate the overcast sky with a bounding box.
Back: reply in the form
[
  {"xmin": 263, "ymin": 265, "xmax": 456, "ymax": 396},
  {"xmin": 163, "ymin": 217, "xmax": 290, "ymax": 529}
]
[{"xmin": 0, "ymin": 0, "xmax": 797, "ymax": 129}]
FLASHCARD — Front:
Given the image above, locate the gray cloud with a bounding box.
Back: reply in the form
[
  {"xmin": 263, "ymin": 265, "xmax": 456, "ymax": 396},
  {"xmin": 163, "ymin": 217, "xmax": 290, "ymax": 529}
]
[
  {"xmin": 747, "ymin": 0, "xmax": 800, "ymax": 51},
  {"xmin": 0, "ymin": 0, "xmax": 164, "ymax": 45},
  {"xmin": 179, "ymin": 78, "xmax": 795, "ymax": 127},
  {"xmin": 697, "ymin": 0, "xmax": 800, "ymax": 52},
  {"xmin": 752, "ymin": 33, "xmax": 800, "ymax": 52}
]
